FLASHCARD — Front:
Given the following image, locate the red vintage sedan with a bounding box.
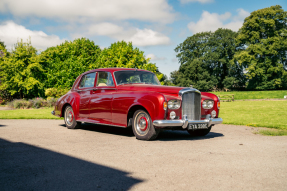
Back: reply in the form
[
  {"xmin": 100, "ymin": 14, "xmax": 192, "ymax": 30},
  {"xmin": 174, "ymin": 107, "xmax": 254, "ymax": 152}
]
[{"xmin": 52, "ymin": 68, "xmax": 222, "ymax": 140}]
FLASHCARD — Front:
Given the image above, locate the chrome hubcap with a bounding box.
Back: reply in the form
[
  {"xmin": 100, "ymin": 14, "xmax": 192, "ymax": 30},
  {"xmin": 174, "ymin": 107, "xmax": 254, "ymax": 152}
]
[
  {"xmin": 65, "ymin": 108, "xmax": 73, "ymax": 125},
  {"xmin": 136, "ymin": 113, "xmax": 149, "ymax": 135}
]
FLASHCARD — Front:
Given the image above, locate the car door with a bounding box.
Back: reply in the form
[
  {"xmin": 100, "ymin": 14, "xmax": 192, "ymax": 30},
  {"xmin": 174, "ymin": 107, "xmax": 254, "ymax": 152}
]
[
  {"xmin": 89, "ymin": 71, "xmax": 116, "ymax": 123},
  {"xmin": 77, "ymin": 72, "xmax": 96, "ymax": 119}
]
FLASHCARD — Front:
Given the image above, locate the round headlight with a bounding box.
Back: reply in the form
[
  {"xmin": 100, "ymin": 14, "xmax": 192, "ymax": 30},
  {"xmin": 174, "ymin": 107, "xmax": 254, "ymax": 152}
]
[
  {"xmin": 170, "ymin": 111, "xmax": 176, "ymax": 119},
  {"xmin": 202, "ymin": 100, "xmax": 207, "ymax": 109},
  {"xmin": 202, "ymin": 100, "xmax": 214, "ymax": 109},
  {"xmin": 211, "ymin": 110, "xmax": 216, "ymax": 118},
  {"xmin": 168, "ymin": 100, "xmax": 181, "ymax": 109},
  {"xmin": 207, "ymin": 100, "xmax": 214, "ymax": 109}
]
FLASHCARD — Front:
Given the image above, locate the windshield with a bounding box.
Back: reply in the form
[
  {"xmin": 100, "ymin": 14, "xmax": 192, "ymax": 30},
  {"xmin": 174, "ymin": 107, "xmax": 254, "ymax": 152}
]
[{"xmin": 114, "ymin": 71, "xmax": 160, "ymax": 85}]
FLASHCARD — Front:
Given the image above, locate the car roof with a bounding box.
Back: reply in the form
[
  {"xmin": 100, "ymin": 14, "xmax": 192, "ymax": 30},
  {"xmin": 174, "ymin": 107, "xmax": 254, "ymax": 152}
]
[{"xmin": 81, "ymin": 68, "xmax": 152, "ymax": 75}]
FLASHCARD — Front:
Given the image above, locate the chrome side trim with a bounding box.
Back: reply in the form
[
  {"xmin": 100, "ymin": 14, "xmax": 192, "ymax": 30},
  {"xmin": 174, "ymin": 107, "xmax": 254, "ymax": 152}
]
[
  {"xmin": 76, "ymin": 120, "xmax": 127, "ymax": 128},
  {"xmin": 153, "ymin": 117, "xmax": 223, "ymax": 129}
]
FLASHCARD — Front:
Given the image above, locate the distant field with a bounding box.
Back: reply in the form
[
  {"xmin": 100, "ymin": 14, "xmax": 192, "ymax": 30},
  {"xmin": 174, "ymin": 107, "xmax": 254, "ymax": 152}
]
[
  {"xmin": 211, "ymin": 90, "xmax": 287, "ymax": 100},
  {"xmin": 219, "ymin": 100, "xmax": 287, "ymax": 130}
]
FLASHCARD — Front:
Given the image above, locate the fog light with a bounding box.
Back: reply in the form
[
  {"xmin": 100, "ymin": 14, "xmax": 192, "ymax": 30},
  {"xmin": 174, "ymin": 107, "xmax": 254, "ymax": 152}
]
[
  {"xmin": 211, "ymin": 110, "xmax": 216, "ymax": 118},
  {"xmin": 170, "ymin": 111, "xmax": 176, "ymax": 119}
]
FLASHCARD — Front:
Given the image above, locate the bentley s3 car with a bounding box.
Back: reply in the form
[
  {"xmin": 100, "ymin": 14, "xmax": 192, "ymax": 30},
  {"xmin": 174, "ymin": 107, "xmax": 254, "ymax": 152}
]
[{"xmin": 52, "ymin": 68, "xmax": 222, "ymax": 140}]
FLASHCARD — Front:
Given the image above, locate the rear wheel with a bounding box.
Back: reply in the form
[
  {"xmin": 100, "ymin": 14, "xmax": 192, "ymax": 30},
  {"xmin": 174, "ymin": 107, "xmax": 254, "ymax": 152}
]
[
  {"xmin": 187, "ymin": 126, "xmax": 212, "ymax": 136},
  {"xmin": 64, "ymin": 106, "xmax": 81, "ymax": 129},
  {"xmin": 132, "ymin": 110, "xmax": 160, "ymax": 141}
]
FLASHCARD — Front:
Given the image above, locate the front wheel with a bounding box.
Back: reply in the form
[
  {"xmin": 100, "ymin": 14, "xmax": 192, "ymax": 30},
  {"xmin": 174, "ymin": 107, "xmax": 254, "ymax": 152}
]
[
  {"xmin": 132, "ymin": 110, "xmax": 160, "ymax": 141},
  {"xmin": 64, "ymin": 106, "xmax": 81, "ymax": 129},
  {"xmin": 187, "ymin": 126, "xmax": 212, "ymax": 136}
]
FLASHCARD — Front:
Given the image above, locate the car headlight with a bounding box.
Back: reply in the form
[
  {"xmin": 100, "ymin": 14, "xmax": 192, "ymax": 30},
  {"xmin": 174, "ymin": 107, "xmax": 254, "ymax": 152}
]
[
  {"xmin": 168, "ymin": 100, "xmax": 181, "ymax": 109},
  {"xmin": 202, "ymin": 100, "xmax": 214, "ymax": 109}
]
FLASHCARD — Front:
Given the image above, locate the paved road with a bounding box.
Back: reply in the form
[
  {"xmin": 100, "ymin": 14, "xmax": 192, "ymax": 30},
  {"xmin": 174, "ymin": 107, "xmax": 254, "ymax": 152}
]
[{"xmin": 0, "ymin": 119, "xmax": 286, "ymax": 191}]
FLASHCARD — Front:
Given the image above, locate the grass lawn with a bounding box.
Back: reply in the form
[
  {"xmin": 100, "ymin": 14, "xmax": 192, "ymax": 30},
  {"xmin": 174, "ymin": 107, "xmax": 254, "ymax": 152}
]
[
  {"xmin": 211, "ymin": 90, "xmax": 287, "ymax": 100},
  {"xmin": 0, "ymin": 107, "xmax": 60, "ymax": 119},
  {"xmin": 1, "ymin": 101, "xmax": 287, "ymax": 135},
  {"xmin": 219, "ymin": 100, "xmax": 287, "ymax": 135}
]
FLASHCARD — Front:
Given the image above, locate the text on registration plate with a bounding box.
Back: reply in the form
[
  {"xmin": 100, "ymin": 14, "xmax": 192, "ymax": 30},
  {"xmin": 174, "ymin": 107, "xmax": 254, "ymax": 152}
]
[{"xmin": 188, "ymin": 123, "xmax": 208, "ymax": 130}]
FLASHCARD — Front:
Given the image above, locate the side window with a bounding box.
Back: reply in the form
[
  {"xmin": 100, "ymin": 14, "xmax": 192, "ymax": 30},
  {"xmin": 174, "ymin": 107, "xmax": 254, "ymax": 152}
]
[
  {"xmin": 97, "ymin": 72, "xmax": 115, "ymax": 87},
  {"xmin": 79, "ymin": 72, "xmax": 96, "ymax": 88}
]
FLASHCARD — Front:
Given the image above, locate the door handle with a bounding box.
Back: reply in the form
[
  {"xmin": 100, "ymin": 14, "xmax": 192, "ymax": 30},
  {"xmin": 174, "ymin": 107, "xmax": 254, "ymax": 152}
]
[{"xmin": 92, "ymin": 88, "xmax": 97, "ymax": 91}]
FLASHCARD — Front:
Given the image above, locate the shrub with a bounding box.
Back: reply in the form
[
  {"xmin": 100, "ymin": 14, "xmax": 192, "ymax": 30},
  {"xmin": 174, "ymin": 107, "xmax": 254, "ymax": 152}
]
[
  {"xmin": 45, "ymin": 88, "xmax": 69, "ymax": 98},
  {"xmin": 47, "ymin": 97, "xmax": 57, "ymax": 107},
  {"xmin": 31, "ymin": 97, "xmax": 45, "ymax": 109}
]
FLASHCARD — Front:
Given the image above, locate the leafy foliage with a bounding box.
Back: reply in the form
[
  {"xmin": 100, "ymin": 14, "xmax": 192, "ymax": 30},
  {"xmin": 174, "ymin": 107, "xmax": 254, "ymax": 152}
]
[
  {"xmin": 45, "ymin": 88, "xmax": 69, "ymax": 98},
  {"xmin": 0, "ymin": 39, "xmax": 45, "ymax": 99},
  {"xmin": 235, "ymin": 5, "xmax": 287, "ymax": 90},
  {"xmin": 93, "ymin": 41, "xmax": 164, "ymax": 83},
  {"xmin": 173, "ymin": 29, "xmax": 242, "ymax": 91},
  {"xmin": 40, "ymin": 38, "xmax": 101, "ymax": 89}
]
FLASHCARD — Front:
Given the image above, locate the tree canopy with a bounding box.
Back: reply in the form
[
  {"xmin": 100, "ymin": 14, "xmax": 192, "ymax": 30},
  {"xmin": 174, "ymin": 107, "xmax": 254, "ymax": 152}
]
[
  {"xmin": 40, "ymin": 38, "xmax": 101, "ymax": 89},
  {"xmin": 0, "ymin": 39, "xmax": 45, "ymax": 99},
  {"xmin": 173, "ymin": 28, "xmax": 243, "ymax": 91},
  {"xmin": 93, "ymin": 41, "xmax": 164, "ymax": 83},
  {"xmin": 235, "ymin": 5, "xmax": 287, "ymax": 90}
]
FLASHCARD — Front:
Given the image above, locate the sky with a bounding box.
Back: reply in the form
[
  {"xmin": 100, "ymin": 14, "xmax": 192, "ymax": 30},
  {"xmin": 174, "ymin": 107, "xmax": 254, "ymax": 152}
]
[{"xmin": 0, "ymin": 0, "xmax": 286, "ymax": 77}]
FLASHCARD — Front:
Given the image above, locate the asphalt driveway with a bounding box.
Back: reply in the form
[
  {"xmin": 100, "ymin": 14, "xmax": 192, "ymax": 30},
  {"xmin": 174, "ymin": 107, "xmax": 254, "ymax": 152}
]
[{"xmin": 0, "ymin": 119, "xmax": 286, "ymax": 190}]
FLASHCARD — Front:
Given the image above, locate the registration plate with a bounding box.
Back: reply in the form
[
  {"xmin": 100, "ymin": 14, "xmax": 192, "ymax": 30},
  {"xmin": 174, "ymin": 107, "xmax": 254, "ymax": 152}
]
[{"xmin": 188, "ymin": 123, "xmax": 208, "ymax": 130}]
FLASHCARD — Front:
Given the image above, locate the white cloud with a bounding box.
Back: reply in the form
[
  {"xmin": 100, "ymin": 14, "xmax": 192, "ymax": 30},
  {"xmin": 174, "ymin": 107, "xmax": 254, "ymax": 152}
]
[
  {"xmin": 127, "ymin": 29, "xmax": 170, "ymax": 46},
  {"xmin": 87, "ymin": 23, "xmax": 124, "ymax": 36},
  {"xmin": 0, "ymin": 21, "xmax": 65, "ymax": 51},
  {"xmin": 85, "ymin": 23, "xmax": 170, "ymax": 47},
  {"xmin": 187, "ymin": 9, "xmax": 250, "ymax": 34},
  {"xmin": 180, "ymin": 0, "xmax": 214, "ymax": 4},
  {"xmin": 0, "ymin": 0, "xmax": 176, "ymax": 24},
  {"xmin": 145, "ymin": 54, "xmax": 166, "ymax": 61}
]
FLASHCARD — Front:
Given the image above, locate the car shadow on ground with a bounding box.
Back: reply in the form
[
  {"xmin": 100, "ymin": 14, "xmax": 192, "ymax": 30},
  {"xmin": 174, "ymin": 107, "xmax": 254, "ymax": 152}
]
[
  {"xmin": 59, "ymin": 123, "xmax": 223, "ymax": 141},
  {"xmin": 0, "ymin": 138, "xmax": 142, "ymax": 191},
  {"xmin": 0, "ymin": 124, "xmax": 6, "ymax": 127},
  {"xmin": 157, "ymin": 130, "xmax": 224, "ymax": 141}
]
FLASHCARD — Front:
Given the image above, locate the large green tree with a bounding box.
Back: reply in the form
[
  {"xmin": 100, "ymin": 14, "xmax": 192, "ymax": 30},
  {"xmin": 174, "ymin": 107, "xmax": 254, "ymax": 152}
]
[
  {"xmin": 0, "ymin": 39, "xmax": 45, "ymax": 99},
  {"xmin": 40, "ymin": 38, "xmax": 101, "ymax": 89},
  {"xmin": 235, "ymin": 5, "xmax": 287, "ymax": 90},
  {"xmin": 93, "ymin": 41, "xmax": 164, "ymax": 83},
  {"xmin": 173, "ymin": 28, "xmax": 243, "ymax": 91}
]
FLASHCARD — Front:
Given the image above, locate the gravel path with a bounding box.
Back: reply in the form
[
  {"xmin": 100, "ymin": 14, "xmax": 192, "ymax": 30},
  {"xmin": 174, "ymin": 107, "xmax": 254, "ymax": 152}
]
[{"xmin": 0, "ymin": 119, "xmax": 286, "ymax": 191}]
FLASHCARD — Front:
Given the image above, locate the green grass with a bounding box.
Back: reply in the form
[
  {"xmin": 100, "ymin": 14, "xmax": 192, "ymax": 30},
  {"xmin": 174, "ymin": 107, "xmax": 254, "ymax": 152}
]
[
  {"xmin": 219, "ymin": 101, "xmax": 287, "ymax": 130},
  {"xmin": 0, "ymin": 107, "xmax": 60, "ymax": 119},
  {"xmin": 257, "ymin": 129, "xmax": 287, "ymax": 136},
  {"xmin": 211, "ymin": 90, "xmax": 287, "ymax": 100}
]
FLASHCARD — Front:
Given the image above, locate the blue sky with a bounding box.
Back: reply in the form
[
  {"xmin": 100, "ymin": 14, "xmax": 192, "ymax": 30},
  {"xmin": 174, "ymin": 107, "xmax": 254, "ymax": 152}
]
[{"xmin": 0, "ymin": 0, "xmax": 286, "ymax": 77}]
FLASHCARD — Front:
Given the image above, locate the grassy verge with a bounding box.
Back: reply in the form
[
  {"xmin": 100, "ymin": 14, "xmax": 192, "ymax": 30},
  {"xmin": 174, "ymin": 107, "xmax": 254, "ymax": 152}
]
[
  {"xmin": 211, "ymin": 90, "xmax": 287, "ymax": 100},
  {"xmin": 0, "ymin": 107, "xmax": 60, "ymax": 119},
  {"xmin": 219, "ymin": 100, "xmax": 287, "ymax": 135}
]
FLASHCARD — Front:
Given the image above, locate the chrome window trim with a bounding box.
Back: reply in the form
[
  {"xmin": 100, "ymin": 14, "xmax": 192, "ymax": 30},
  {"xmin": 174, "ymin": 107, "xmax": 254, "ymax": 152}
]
[{"xmin": 113, "ymin": 70, "xmax": 161, "ymax": 86}]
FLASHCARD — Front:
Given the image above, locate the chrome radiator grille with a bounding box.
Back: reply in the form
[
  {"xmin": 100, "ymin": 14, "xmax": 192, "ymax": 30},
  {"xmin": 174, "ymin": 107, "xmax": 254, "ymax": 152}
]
[{"xmin": 181, "ymin": 91, "xmax": 201, "ymax": 120}]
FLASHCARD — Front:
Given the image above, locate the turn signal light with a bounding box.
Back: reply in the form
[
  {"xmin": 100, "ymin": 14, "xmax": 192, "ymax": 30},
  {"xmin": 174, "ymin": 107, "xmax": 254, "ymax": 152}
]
[
  {"xmin": 217, "ymin": 101, "xmax": 220, "ymax": 109},
  {"xmin": 163, "ymin": 102, "xmax": 167, "ymax": 110}
]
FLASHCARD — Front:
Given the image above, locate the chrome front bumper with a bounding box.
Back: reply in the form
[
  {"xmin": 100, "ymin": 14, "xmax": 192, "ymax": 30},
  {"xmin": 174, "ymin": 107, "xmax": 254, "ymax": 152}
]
[{"xmin": 153, "ymin": 116, "xmax": 223, "ymax": 129}]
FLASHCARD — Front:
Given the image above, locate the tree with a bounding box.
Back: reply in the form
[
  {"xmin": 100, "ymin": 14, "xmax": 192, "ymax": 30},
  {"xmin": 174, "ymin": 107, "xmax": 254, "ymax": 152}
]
[
  {"xmin": 40, "ymin": 38, "xmax": 101, "ymax": 89},
  {"xmin": 93, "ymin": 41, "xmax": 164, "ymax": 83},
  {"xmin": 0, "ymin": 39, "xmax": 45, "ymax": 99},
  {"xmin": 235, "ymin": 5, "xmax": 287, "ymax": 90},
  {"xmin": 174, "ymin": 28, "xmax": 243, "ymax": 91}
]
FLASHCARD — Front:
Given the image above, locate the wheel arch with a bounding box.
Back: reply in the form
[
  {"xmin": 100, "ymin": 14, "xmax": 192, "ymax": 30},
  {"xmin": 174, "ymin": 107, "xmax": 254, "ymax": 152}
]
[
  {"xmin": 61, "ymin": 103, "xmax": 72, "ymax": 117},
  {"xmin": 127, "ymin": 105, "xmax": 149, "ymax": 127}
]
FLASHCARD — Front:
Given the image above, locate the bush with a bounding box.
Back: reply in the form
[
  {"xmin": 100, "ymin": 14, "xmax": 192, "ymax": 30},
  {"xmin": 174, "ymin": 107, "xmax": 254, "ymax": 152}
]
[
  {"xmin": 47, "ymin": 97, "xmax": 57, "ymax": 107},
  {"xmin": 45, "ymin": 88, "xmax": 69, "ymax": 98},
  {"xmin": 31, "ymin": 98, "xmax": 45, "ymax": 109}
]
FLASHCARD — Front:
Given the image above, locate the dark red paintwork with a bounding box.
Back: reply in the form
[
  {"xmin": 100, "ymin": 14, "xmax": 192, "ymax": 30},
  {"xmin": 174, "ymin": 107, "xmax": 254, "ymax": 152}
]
[{"xmin": 54, "ymin": 68, "xmax": 220, "ymax": 128}]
